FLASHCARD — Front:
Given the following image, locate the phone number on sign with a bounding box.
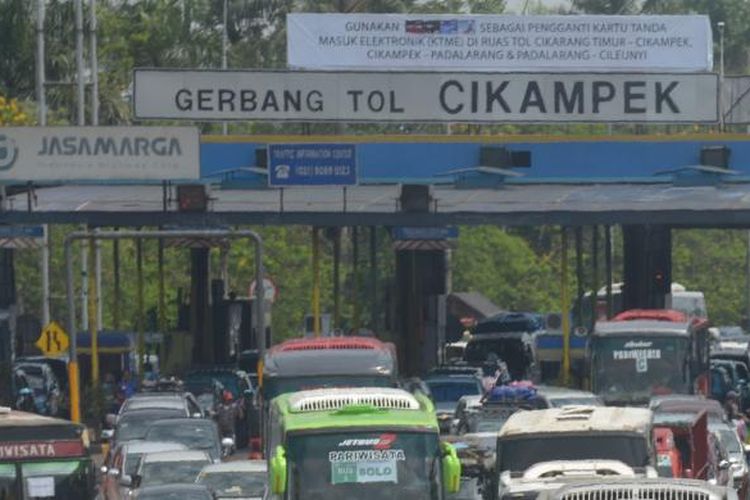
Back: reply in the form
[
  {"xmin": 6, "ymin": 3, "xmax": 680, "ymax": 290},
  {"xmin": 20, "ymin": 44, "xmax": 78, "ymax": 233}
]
[{"xmin": 296, "ymin": 165, "xmax": 352, "ymax": 176}]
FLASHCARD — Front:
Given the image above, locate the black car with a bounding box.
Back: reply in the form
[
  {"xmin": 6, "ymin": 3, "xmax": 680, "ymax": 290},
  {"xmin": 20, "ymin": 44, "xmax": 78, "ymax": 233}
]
[
  {"xmin": 112, "ymin": 408, "xmax": 190, "ymax": 447},
  {"xmin": 143, "ymin": 418, "xmax": 230, "ymax": 462},
  {"xmin": 183, "ymin": 367, "xmax": 258, "ymax": 448}
]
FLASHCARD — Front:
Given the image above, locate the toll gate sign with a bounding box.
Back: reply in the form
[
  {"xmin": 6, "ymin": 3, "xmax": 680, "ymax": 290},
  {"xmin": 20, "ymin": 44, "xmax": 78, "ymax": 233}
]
[{"xmin": 268, "ymin": 143, "xmax": 357, "ymax": 186}]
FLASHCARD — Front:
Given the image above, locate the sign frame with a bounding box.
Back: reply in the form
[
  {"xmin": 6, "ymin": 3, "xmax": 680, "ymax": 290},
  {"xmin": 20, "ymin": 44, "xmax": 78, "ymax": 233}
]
[{"xmin": 133, "ymin": 68, "xmax": 719, "ymax": 124}]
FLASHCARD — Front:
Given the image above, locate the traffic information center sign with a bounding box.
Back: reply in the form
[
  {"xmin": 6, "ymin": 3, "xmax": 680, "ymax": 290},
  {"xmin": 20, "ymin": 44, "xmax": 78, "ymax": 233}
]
[
  {"xmin": 269, "ymin": 144, "xmax": 357, "ymax": 186},
  {"xmin": 133, "ymin": 69, "xmax": 718, "ymax": 123},
  {"xmin": 287, "ymin": 13, "xmax": 712, "ymax": 72}
]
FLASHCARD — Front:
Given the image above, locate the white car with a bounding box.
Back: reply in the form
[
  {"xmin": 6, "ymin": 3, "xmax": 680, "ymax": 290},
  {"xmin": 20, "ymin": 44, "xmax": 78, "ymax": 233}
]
[
  {"xmin": 196, "ymin": 460, "xmax": 267, "ymax": 499},
  {"xmin": 100, "ymin": 441, "xmax": 188, "ymax": 500},
  {"xmin": 133, "ymin": 450, "xmax": 211, "ymax": 490}
]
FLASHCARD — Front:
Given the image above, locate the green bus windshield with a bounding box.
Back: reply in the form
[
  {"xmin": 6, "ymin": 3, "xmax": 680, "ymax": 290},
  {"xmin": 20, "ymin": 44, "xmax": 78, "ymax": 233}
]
[{"xmin": 286, "ymin": 431, "xmax": 443, "ymax": 500}]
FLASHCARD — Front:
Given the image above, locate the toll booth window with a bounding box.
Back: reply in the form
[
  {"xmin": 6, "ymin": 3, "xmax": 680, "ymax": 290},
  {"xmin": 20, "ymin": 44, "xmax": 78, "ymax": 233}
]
[
  {"xmin": 0, "ymin": 464, "xmax": 17, "ymax": 500},
  {"xmin": 22, "ymin": 460, "xmax": 89, "ymax": 500}
]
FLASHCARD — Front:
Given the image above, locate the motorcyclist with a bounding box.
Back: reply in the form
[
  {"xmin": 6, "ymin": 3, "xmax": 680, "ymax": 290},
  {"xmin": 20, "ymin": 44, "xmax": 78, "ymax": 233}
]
[
  {"xmin": 481, "ymin": 353, "xmax": 510, "ymax": 393},
  {"xmin": 214, "ymin": 390, "xmax": 244, "ymax": 445},
  {"xmin": 15, "ymin": 387, "xmax": 35, "ymax": 413}
]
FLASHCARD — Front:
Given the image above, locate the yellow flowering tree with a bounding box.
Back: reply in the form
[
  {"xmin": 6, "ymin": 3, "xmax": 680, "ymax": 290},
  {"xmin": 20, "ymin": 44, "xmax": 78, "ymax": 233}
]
[{"xmin": 0, "ymin": 96, "xmax": 32, "ymax": 126}]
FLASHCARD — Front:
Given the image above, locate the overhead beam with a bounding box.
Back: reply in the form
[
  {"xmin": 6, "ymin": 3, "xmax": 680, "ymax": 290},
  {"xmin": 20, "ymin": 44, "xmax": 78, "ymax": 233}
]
[{"xmin": 12, "ymin": 210, "xmax": 750, "ymax": 228}]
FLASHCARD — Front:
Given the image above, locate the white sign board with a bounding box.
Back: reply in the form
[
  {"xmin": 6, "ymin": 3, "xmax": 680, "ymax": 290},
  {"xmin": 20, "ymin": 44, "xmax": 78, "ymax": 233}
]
[
  {"xmin": 26, "ymin": 476, "xmax": 55, "ymax": 498},
  {"xmin": 134, "ymin": 69, "xmax": 718, "ymax": 124},
  {"xmin": 287, "ymin": 13, "xmax": 712, "ymax": 72},
  {"xmin": 0, "ymin": 127, "xmax": 200, "ymax": 181}
]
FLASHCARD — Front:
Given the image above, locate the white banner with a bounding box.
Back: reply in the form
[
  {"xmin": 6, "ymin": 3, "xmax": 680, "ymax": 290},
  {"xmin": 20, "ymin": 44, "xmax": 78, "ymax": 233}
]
[
  {"xmin": 287, "ymin": 13, "xmax": 712, "ymax": 72},
  {"xmin": 134, "ymin": 69, "xmax": 718, "ymax": 123},
  {"xmin": 0, "ymin": 127, "xmax": 199, "ymax": 181}
]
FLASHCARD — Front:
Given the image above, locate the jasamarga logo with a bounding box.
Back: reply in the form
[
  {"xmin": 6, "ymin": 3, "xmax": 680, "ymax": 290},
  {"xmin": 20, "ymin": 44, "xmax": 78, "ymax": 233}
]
[
  {"xmin": 0, "ymin": 135, "xmax": 19, "ymax": 171},
  {"xmin": 37, "ymin": 135, "xmax": 183, "ymax": 156}
]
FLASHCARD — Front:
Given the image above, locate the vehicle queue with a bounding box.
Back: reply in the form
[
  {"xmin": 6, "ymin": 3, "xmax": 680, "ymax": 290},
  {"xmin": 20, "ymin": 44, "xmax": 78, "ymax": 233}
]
[{"xmin": 6, "ymin": 307, "xmax": 750, "ymax": 499}]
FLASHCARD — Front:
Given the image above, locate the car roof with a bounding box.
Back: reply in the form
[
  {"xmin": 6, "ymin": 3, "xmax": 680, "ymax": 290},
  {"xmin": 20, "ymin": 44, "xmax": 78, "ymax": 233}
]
[
  {"xmin": 147, "ymin": 418, "xmax": 214, "ymax": 428},
  {"xmin": 141, "ymin": 450, "xmax": 210, "ymax": 463},
  {"xmin": 499, "ymin": 406, "xmax": 652, "ymax": 438},
  {"xmin": 424, "ymin": 375, "xmax": 479, "ymax": 383},
  {"xmin": 123, "ymin": 441, "xmax": 188, "ymax": 455},
  {"xmin": 649, "ymin": 395, "xmax": 726, "ymax": 420},
  {"xmin": 199, "ymin": 460, "xmax": 266, "ymax": 474},
  {"xmin": 123, "ymin": 398, "xmax": 186, "ymax": 411},
  {"xmin": 118, "ymin": 408, "xmax": 187, "ymax": 420},
  {"xmin": 129, "ymin": 392, "xmax": 186, "ymax": 399}
]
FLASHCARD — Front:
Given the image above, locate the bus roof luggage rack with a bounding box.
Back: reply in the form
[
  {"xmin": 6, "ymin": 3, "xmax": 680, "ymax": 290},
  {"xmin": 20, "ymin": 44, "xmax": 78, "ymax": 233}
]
[{"xmin": 289, "ymin": 388, "xmax": 420, "ymax": 413}]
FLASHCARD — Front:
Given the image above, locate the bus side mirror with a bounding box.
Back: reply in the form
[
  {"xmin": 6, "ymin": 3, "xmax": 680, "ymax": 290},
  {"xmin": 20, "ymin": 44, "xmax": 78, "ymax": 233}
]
[
  {"xmin": 270, "ymin": 445, "xmax": 287, "ymax": 495},
  {"xmin": 440, "ymin": 442, "xmax": 461, "ymax": 494}
]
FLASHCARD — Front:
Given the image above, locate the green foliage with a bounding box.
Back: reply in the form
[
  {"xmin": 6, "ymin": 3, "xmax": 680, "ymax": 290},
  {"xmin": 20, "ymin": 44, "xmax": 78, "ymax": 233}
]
[
  {"xmin": 571, "ymin": 0, "xmax": 639, "ymax": 14},
  {"xmin": 672, "ymin": 229, "xmax": 747, "ymax": 326},
  {"xmin": 453, "ymin": 226, "xmax": 560, "ymax": 312}
]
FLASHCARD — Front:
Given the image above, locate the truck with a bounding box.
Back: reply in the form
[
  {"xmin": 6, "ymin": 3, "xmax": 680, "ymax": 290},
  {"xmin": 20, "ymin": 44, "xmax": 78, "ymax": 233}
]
[
  {"xmin": 589, "ymin": 310, "xmax": 711, "ymax": 406},
  {"xmin": 495, "ymin": 406, "xmax": 656, "ymax": 500},
  {"xmin": 265, "ymin": 387, "xmax": 461, "ymax": 500}
]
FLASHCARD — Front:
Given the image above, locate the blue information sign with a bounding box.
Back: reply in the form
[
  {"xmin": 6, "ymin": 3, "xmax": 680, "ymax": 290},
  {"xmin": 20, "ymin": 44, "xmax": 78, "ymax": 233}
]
[
  {"xmin": 392, "ymin": 227, "xmax": 459, "ymax": 241},
  {"xmin": 0, "ymin": 226, "xmax": 44, "ymax": 238},
  {"xmin": 268, "ymin": 144, "xmax": 357, "ymax": 186}
]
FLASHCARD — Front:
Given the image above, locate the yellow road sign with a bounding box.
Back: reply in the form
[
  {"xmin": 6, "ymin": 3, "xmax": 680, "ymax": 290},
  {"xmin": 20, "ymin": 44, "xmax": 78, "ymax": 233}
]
[{"xmin": 35, "ymin": 321, "xmax": 69, "ymax": 357}]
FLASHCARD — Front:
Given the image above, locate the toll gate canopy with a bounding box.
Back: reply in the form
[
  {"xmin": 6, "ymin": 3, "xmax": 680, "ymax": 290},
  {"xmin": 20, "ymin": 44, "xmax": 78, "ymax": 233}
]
[{"xmin": 5, "ymin": 134, "xmax": 750, "ymax": 227}]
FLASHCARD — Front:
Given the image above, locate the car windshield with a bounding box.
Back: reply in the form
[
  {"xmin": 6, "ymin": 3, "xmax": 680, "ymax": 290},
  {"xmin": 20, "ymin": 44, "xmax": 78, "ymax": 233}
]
[
  {"xmin": 145, "ymin": 423, "xmax": 218, "ymax": 458},
  {"xmin": 715, "ymin": 429, "xmax": 743, "ymax": 455},
  {"xmin": 25, "ymin": 374, "xmax": 45, "ymax": 390},
  {"xmin": 141, "ymin": 460, "xmax": 209, "ymax": 487},
  {"xmin": 670, "ymin": 295, "xmax": 707, "ymax": 319},
  {"xmin": 592, "ymin": 336, "xmax": 690, "ymax": 403},
  {"xmin": 125, "ymin": 452, "xmax": 146, "ymax": 476},
  {"xmin": 185, "ymin": 373, "xmax": 239, "ymax": 397},
  {"xmin": 136, "ymin": 490, "xmax": 212, "ymax": 500},
  {"xmin": 425, "ymin": 381, "xmax": 480, "ymax": 403},
  {"xmin": 286, "ymin": 431, "xmax": 443, "ymax": 500},
  {"xmin": 115, "ymin": 410, "xmax": 185, "ymax": 442},
  {"xmin": 498, "ymin": 434, "xmax": 649, "ymax": 473},
  {"xmin": 263, "ymin": 375, "xmax": 392, "ymax": 400},
  {"xmin": 198, "ymin": 470, "xmax": 266, "ymax": 497}
]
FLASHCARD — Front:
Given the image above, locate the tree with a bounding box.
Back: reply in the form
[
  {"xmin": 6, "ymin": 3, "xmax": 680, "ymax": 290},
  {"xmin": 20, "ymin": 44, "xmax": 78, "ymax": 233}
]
[
  {"xmin": 0, "ymin": 95, "xmax": 32, "ymax": 125},
  {"xmin": 571, "ymin": 0, "xmax": 639, "ymax": 14},
  {"xmin": 452, "ymin": 226, "xmax": 560, "ymax": 312}
]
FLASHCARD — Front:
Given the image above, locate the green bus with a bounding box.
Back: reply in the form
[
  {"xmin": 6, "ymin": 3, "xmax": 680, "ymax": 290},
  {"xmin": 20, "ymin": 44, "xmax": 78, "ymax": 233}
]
[{"xmin": 266, "ymin": 387, "xmax": 461, "ymax": 500}]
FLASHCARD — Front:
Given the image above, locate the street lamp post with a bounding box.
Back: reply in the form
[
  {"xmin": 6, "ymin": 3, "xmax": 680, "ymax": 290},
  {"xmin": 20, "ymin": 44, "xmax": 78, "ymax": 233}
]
[{"xmin": 718, "ymin": 21, "xmax": 725, "ymax": 132}]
